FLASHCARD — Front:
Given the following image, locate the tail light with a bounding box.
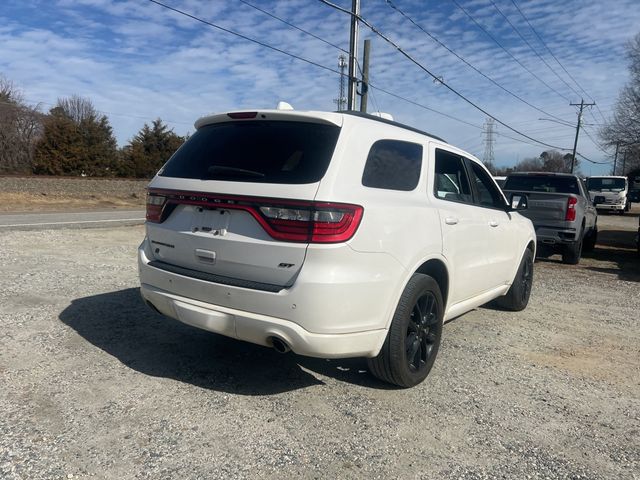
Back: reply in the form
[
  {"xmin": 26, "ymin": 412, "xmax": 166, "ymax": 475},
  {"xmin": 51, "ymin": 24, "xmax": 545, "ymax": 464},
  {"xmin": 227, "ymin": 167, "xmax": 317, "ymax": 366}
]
[
  {"xmin": 145, "ymin": 189, "xmax": 363, "ymax": 244},
  {"xmin": 565, "ymin": 196, "xmax": 578, "ymax": 222},
  {"xmin": 146, "ymin": 193, "xmax": 167, "ymax": 222}
]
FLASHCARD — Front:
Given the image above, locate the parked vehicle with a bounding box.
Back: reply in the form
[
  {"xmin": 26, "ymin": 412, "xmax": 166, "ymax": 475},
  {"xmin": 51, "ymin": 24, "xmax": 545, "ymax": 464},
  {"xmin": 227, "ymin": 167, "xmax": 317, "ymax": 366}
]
[
  {"xmin": 493, "ymin": 176, "xmax": 507, "ymax": 189},
  {"xmin": 586, "ymin": 175, "xmax": 630, "ymax": 214},
  {"xmin": 138, "ymin": 107, "xmax": 536, "ymax": 388},
  {"xmin": 502, "ymin": 172, "xmax": 597, "ymax": 264},
  {"xmin": 628, "ymin": 189, "xmax": 640, "ymax": 203}
]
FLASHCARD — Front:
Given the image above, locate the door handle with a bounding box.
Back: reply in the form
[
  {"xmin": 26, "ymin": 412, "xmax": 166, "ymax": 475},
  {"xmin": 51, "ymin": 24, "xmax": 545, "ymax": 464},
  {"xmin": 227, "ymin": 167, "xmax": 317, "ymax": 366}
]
[
  {"xmin": 445, "ymin": 217, "xmax": 459, "ymax": 225},
  {"xmin": 489, "ymin": 220, "xmax": 499, "ymax": 227}
]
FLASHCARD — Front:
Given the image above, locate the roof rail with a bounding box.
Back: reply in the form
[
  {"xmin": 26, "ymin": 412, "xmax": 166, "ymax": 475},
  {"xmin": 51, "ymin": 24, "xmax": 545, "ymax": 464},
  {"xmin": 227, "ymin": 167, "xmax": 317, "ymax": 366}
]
[{"xmin": 340, "ymin": 111, "xmax": 446, "ymax": 142}]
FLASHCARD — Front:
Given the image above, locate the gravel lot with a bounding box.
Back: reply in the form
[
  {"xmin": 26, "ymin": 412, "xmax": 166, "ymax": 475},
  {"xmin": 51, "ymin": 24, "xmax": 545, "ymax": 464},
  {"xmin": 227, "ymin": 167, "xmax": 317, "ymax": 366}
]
[{"xmin": 0, "ymin": 214, "xmax": 639, "ymax": 479}]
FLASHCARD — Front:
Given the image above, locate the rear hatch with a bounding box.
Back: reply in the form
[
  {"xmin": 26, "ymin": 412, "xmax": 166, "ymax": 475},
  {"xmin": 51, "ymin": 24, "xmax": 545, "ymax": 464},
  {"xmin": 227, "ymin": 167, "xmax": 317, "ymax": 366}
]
[
  {"xmin": 503, "ymin": 174, "xmax": 580, "ymax": 224},
  {"xmin": 144, "ymin": 112, "xmax": 360, "ymax": 289}
]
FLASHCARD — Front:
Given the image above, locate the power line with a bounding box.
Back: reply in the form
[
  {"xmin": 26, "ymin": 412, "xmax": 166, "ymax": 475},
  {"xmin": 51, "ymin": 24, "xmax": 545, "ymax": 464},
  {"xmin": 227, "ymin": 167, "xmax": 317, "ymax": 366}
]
[
  {"xmin": 384, "ymin": 0, "xmax": 570, "ymax": 124},
  {"xmin": 495, "ymin": 131, "xmax": 569, "ymax": 151},
  {"xmin": 509, "ymin": 0, "xmax": 608, "ymax": 124},
  {"xmin": 147, "ymin": 0, "xmax": 341, "ymax": 77},
  {"xmin": 237, "ymin": 0, "xmax": 348, "ymax": 54},
  {"xmin": 488, "ymin": 0, "xmax": 580, "ymax": 99},
  {"xmin": 368, "ymin": 84, "xmax": 483, "ymax": 129},
  {"xmin": 576, "ymin": 152, "xmax": 611, "ymax": 165},
  {"xmin": 581, "ymin": 124, "xmax": 611, "ymax": 155},
  {"xmin": 317, "ymin": 0, "xmax": 570, "ymax": 151},
  {"xmin": 449, "ymin": 0, "xmax": 570, "ymax": 102}
]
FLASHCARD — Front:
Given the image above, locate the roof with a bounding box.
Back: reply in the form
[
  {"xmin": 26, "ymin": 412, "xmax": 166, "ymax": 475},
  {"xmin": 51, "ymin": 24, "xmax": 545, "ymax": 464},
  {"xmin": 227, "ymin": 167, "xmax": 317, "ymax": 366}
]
[
  {"xmin": 506, "ymin": 171, "xmax": 579, "ymax": 178},
  {"xmin": 194, "ymin": 108, "xmax": 446, "ymax": 143}
]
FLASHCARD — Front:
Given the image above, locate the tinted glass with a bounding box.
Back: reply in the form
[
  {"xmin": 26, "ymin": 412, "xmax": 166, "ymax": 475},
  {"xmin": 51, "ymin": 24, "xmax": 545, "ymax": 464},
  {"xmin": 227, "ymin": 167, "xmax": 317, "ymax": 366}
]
[
  {"xmin": 503, "ymin": 175, "xmax": 579, "ymax": 194},
  {"xmin": 362, "ymin": 140, "xmax": 423, "ymax": 191},
  {"xmin": 159, "ymin": 121, "xmax": 340, "ymax": 184},
  {"xmin": 434, "ymin": 149, "xmax": 472, "ymax": 203},
  {"xmin": 586, "ymin": 177, "xmax": 626, "ymax": 191},
  {"xmin": 469, "ymin": 161, "xmax": 506, "ymax": 208}
]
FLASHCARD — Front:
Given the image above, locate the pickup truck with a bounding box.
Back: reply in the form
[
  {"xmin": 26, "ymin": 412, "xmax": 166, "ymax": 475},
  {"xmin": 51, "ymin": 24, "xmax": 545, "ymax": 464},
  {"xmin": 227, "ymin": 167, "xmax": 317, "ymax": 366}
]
[{"xmin": 502, "ymin": 172, "xmax": 597, "ymax": 264}]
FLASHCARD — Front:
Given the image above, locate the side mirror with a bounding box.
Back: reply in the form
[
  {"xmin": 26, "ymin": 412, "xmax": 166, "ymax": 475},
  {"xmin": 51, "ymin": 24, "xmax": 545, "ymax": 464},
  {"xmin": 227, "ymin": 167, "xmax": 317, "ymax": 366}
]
[
  {"xmin": 593, "ymin": 195, "xmax": 605, "ymax": 206},
  {"xmin": 509, "ymin": 193, "xmax": 528, "ymax": 211}
]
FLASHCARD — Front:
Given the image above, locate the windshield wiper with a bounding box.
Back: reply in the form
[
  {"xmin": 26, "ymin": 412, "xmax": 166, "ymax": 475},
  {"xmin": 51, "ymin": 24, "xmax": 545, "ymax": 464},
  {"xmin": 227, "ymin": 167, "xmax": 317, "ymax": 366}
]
[{"xmin": 204, "ymin": 166, "xmax": 265, "ymax": 179}]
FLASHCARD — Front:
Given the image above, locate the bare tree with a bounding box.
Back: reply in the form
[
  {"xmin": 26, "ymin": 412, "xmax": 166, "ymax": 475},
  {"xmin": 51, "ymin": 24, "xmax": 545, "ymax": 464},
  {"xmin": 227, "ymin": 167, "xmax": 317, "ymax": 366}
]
[
  {"xmin": 54, "ymin": 94, "xmax": 98, "ymax": 124},
  {"xmin": 600, "ymin": 33, "xmax": 640, "ymax": 173},
  {"xmin": 0, "ymin": 75, "xmax": 42, "ymax": 174},
  {"xmin": 540, "ymin": 151, "xmax": 576, "ymax": 173}
]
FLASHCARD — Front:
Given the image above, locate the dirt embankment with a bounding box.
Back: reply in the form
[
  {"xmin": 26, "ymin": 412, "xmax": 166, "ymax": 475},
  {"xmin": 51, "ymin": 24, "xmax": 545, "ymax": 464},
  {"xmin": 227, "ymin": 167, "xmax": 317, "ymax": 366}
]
[{"xmin": 0, "ymin": 176, "xmax": 149, "ymax": 212}]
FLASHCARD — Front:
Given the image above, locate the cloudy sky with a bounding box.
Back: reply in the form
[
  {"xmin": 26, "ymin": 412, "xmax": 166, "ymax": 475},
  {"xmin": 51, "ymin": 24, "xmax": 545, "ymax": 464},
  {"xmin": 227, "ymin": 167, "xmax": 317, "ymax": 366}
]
[{"xmin": 2, "ymin": 0, "xmax": 639, "ymax": 174}]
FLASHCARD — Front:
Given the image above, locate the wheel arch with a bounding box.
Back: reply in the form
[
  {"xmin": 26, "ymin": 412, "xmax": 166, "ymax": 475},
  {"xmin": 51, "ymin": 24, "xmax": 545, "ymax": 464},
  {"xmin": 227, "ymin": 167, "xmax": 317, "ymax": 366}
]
[{"xmin": 414, "ymin": 258, "xmax": 450, "ymax": 312}]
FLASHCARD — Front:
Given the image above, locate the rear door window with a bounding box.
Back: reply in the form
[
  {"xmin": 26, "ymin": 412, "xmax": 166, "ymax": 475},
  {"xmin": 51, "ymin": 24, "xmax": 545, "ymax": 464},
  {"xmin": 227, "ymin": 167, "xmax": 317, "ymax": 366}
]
[
  {"xmin": 467, "ymin": 160, "xmax": 506, "ymax": 209},
  {"xmin": 434, "ymin": 149, "xmax": 473, "ymax": 203},
  {"xmin": 159, "ymin": 121, "xmax": 340, "ymax": 184},
  {"xmin": 361, "ymin": 140, "xmax": 423, "ymax": 191}
]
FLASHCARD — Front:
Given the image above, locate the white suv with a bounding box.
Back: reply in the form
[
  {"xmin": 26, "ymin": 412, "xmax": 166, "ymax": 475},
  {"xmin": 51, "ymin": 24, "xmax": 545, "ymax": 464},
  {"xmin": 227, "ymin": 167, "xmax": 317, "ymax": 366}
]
[{"xmin": 138, "ymin": 108, "xmax": 536, "ymax": 387}]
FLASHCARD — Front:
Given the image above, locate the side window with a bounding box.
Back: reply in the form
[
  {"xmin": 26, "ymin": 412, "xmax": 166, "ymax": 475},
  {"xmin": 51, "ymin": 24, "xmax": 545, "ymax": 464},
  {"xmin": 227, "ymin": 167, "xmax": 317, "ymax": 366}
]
[
  {"xmin": 468, "ymin": 160, "xmax": 506, "ymax": 209},
  {"xmin": 434, "ymin": 149, "xmax": 472, "ymax": 203},
  {"xmin": 362, "ymin": 140, "xmax": 423, "ymax": 191}
]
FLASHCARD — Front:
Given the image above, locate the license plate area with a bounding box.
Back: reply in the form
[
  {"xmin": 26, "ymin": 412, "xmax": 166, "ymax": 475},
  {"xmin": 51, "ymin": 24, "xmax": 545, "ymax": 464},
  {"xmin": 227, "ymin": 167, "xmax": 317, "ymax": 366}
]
[{"xmin": 191, "ymin": 207, "xmax": 231, "ymax": 236}]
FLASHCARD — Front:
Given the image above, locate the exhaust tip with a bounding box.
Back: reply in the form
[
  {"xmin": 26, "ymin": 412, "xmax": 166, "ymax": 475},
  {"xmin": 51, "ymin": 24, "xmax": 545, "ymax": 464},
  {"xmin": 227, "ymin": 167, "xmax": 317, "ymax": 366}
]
[{"xmin": 271, "ymin": 337, "xmax": 291, "ymax": 354}]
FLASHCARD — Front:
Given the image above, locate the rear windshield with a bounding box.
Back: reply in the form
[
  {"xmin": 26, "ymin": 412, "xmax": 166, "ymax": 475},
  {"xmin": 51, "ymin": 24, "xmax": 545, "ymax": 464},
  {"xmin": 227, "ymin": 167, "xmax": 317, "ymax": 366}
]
[
  {"xmin": 586, "ymin": 177, "xmax": 626, "ymax": 192},
  {"xmin": 159, "ymin": 121, "xmax": 340, "ymax": 184},
  {"xmin": 503, "ymin": 175, "xmax": 579, "ymax": 194}
]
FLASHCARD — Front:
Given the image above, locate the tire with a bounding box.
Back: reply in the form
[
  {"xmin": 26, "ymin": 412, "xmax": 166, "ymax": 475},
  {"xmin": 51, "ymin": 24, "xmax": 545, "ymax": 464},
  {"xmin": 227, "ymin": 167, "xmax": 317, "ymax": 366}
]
[
  {"xmin": 562, "ymin": 228, "xmax": 583, "ymax": 264},
  {"xmin": 583, "ymin": 226, "xmax": 597, "ymax": 252},
  {"xmin": 494, "ymin": 248, "xmax": 534, "ymax": 311},
  {"xmin": 367, "ymin": 274, "xmax": 443, "ymax": 388}
]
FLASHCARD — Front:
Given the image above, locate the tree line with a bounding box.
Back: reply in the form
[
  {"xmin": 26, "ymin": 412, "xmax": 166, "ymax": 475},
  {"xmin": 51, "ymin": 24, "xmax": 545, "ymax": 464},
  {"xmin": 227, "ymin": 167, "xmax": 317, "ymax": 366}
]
[
  {"xmin": 487, "ymin": 150, "xmax": 580, "ymax": 176},
  {"xmin": 0, "ymin": 76, "xmax": 185, "ymax": 178}
]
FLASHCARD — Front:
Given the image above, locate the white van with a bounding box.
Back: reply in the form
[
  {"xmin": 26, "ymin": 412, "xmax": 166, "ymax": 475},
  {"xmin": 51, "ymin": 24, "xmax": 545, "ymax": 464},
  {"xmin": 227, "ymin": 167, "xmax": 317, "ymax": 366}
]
[{"xmin": 138, "ymin": 107, "xmax": 536, "ymax": 387}]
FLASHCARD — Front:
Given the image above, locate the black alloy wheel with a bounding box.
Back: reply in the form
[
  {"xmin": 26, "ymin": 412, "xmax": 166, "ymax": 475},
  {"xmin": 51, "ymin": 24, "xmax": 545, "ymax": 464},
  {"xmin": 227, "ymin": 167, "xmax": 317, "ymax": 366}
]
[
  {"xmin": 405, "ymin": 292, "xmax": 439, "ymax": 373},
  {"xmin": 494, "ymin": 248, "xmax": 534, "ymax": 311},
  {"xmin": 519, "ymin": 252, "xmax": 533, "ymax": 305},
  {"xmin": 367, "ymin": 274, "xmax": 444, "ymax": 388}
]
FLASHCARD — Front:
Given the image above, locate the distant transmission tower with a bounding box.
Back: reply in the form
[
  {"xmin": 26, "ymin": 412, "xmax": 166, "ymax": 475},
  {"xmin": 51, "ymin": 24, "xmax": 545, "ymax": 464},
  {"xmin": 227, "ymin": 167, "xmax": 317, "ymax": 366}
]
[
  {"xmin": 482, "ymin": 117, "xmax": 496, "ymax": 172},
  {"xmin": 333, "ymin": 55, "xmax": 347, "ymax": 111}
]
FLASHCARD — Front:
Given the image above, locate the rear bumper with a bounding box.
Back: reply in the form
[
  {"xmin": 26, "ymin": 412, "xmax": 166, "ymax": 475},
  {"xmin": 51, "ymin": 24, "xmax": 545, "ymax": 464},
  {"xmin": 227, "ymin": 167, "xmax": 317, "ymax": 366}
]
[
  {"xmin": 138, "ymin": 237, "xmax": 405, "ymax": 358},
  {"xmin": 534, "ymin": 225, "xmax": 579, "ymax": 245},
  {"xmin": 596, "ymin": 204, "xmax": 625, "ymax": 211},
  {"xmin": 140, "ymin": 283, "xmax": 387, "ymax": 358}
]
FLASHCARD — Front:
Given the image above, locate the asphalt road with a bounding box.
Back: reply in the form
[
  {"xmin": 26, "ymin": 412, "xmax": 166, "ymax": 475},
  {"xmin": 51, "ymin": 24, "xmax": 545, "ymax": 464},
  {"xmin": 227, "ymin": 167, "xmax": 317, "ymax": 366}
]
[{"xmin": 0, "ymin": 210, "xmax": 145, "ymax": 231}]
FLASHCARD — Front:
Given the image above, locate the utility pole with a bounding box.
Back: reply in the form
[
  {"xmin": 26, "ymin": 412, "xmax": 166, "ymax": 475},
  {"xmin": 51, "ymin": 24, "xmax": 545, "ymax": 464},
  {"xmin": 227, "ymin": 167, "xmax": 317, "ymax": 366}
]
[
  {"xmin": 359, "ymin": 39, "xmax": 371, "ymax": 113},
  {"xmin": 347, "ymin": 0, "xmax": 360, "ymax": 110},
  {"xmin": 569, "ymin": 98, "xmax": 596, "ymax": 173},
  {"xmin": 613, "ymin": 141, "xmax": 619, "ymax": 175},
  {"xmin": 334, "ymin": 55, "xmax": 347, "ymax": 111}
]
